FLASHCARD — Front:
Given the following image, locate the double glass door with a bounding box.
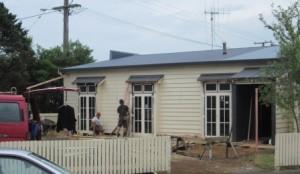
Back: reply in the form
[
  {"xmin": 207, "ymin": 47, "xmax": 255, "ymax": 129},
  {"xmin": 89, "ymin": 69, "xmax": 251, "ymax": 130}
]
[
  {"xmin": 205, "ymin": 94, "xmax": 231, "ymax": 137},
  {"xmin": 79, "ymin": 95, "xmax": 96, "ymax": 132},
  {"xmin": 132, "ymin": 94, "xmax": 153, "ymax": 135}
]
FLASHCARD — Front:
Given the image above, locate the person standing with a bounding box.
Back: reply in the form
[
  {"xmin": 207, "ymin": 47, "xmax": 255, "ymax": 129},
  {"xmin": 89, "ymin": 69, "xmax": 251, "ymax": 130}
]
[
  {"xmin": 112, "ymin": 99, "xmax": 129, "ymax": 137},
  {"xmin": 91, "ymin": 112, "xmax": 104, "ymax": 135}
]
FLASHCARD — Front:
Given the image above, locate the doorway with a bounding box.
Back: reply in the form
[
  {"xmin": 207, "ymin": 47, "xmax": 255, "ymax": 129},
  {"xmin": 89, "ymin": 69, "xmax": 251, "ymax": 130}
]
[
  {"xmin": 79, "ymin": 95, "xmax": 96, "ymax": 133},
  {"xmin": 233, "ymin": 84, "xmax": 274, "ymax": 144},
  {"xmin": 132, "ymin": 83, "xmax": 154, "ymax": 135},
  {"xmin": 205, "ymin": 94, "xmax": 231, "ymax": 137}
]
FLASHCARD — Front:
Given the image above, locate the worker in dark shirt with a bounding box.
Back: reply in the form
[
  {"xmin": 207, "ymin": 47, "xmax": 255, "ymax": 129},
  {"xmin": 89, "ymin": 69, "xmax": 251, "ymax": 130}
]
[{"xmin": 112, "ymin": 99, "xmax": 129, "ymax": 137}]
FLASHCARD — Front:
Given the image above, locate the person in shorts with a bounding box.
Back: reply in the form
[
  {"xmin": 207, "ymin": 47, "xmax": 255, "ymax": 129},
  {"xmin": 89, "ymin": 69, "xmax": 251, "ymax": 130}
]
[{"xmin": 112, "ymin": 99, "xmax": 129, "ymax": 137}]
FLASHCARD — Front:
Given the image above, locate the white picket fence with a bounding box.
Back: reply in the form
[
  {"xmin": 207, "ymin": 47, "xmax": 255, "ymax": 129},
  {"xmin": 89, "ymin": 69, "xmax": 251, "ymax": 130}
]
[
  {"xmin": 0, "ymin": 136, "xmax": 171, "ymax": 174},
  {"xmin": 275, "ymin": 133, "xmax": 300, "ymax": 168}
]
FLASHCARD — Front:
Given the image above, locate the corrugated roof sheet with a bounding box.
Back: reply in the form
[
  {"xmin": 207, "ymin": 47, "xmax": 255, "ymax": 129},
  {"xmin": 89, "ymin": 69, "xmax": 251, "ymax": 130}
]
[
  {"xmin": 231, "ymin": 68, "xmax": 263, "ymax": 79},
  {"xmin": 197, "ymin": 73, "xmax": 235, "ymax": 81},
  {"xmin": 127, "ymin": 75, "xmax": 164, "ymax": 83},
  {"xmin": 63, "ymin": 46, "xmax": 279, "ymax": 72},
  {"xmin": 72, "ymin": 76, "xmax": 105, "ymax": 84}
]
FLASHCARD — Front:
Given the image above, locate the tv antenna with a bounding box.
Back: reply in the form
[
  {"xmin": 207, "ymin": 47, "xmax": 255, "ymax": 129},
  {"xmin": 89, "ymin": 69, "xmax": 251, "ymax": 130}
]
[
  {"xmin": 204, "ymin": 9, "xmax": 229, "ymax": 49},
  {"xmin": 254, "ymin": 41, "xmax": 275, "ymax": 47}
]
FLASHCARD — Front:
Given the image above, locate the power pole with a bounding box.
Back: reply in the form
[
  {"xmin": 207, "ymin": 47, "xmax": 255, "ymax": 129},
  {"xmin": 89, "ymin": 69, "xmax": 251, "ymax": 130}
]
[
  {"xmin": 42, "ymin": 1, "xmax": 81, "ymax": 55},
  {"xmin": 63, "ymin": 0, "xmax": 69, "ymax": 54},
  {"xmin": 204, "ymin": 10, "xmax": 228, "ymax": 50}
]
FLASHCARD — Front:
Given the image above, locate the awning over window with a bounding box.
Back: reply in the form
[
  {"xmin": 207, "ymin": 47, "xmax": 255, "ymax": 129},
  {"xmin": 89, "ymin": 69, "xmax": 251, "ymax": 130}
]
[
  {"xmin": 127, "ymin": 75, "xmax": 164, "ymax": 83},
  {"xmin": 72, "ymin": 76, "xmax": 105, "ymax": 85},
  {"xmin": 231, "ymin": 68, "xmax": 262, "ymax": 79},
  {"xmin": 197, "ymin": 73, "xmax": 235, "ymax": 81}
]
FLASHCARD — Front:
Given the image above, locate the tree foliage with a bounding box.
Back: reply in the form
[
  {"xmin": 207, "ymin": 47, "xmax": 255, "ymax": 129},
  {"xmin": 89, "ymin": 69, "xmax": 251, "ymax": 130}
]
[
  {"xmin": 33, "ymin": 40, "xmax": 95, "ymax": 83},
  {"xmin": 260, "ymin": 1, "xmax": 300, "ymax": 132},
  {"xmin": 32, "ymin": 41, "xmax": 95, "ymax": 112},
  {"xmin": 0, "ymin": 2, "xmax": 35, "ymax": 92}
]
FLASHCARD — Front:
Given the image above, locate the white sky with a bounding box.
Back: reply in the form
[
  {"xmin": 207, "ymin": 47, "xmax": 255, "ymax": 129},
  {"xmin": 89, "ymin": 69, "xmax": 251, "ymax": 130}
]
[{"xmin": 2, "ymin": 0, "xmax": 295, "ymax": 61}]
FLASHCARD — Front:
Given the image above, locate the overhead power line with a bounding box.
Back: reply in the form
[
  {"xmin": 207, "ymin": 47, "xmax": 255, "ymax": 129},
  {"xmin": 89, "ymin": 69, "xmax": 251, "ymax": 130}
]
[
  {"xmin": 88, "ymin": 8, "xmax": 221, "ymax": 48},
  {"xmin": 18, "ymin": 11, "xmax": 56, "ymax": 20}
]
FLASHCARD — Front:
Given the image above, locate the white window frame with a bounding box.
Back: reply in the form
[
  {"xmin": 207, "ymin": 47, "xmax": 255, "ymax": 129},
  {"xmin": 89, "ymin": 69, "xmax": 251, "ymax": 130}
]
[
  {"xmin": 205, "ymin": 83, "xmax": 218, "ymax": 93},
  {"xmin": 78, "ymin": 94, "xmax": 96, "ymax": 133},
  {"xmin": 132, "ymin": 93, "xmax": 154, "ymax": 135},
  {"xmin": 218, "ymin": 83, "xmax": 231, "ymax": 92},
  {"xmin": 204, "ymin": 81, "xmax": 232, "ymax": 137}
]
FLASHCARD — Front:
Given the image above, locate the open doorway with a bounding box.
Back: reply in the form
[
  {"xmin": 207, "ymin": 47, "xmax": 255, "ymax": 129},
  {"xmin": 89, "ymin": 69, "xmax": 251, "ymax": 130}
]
[{"xmin": 233, "ymin": 84, "xmax": 274, "ymax": 144}]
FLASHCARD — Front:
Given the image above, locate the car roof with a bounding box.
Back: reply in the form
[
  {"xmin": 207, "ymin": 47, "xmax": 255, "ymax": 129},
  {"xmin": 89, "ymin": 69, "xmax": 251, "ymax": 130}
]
[
  {"xmin": 0, "ymin": 95, "xmax": 25, "ymax": 101},
  {"xmin": 0, "ymin": 148, "xmax": 31, "ymax": 156}
]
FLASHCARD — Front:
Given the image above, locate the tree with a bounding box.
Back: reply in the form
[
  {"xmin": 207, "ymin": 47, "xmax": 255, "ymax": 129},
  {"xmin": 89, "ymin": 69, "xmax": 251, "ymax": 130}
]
[
  {"xmin": 260, "ymin": 1, "xmax": 300, "ymax": 132},
  {"xmin": 0, "ymin": 2, "xmax": 36, "ymax": 92},
  {"xmin": 32, "ymin": 41, "xmax": 95, "ymax": 113},
  {"xmin": 33, "ymin": 40, "xmax": 95, "ymax": 83}
]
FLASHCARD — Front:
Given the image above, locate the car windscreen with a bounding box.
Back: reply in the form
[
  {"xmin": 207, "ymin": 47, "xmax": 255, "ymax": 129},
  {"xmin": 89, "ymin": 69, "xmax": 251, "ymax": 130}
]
[
  {"xmin": 29, "ymin": 153, "xmax": 71, "ymax": 174},
  {"xmin": 0, "ymin": 102, "xmax": 21, "ymax": 122}
]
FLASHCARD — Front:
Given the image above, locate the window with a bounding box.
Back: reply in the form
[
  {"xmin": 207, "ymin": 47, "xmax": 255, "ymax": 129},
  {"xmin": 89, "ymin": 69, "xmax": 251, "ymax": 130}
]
[
  {"xmin": 133, "ymin": 84, "xmax": 142, "ymax": 92},
  {"xmin": 0, "ymin": 103, "xmax": 21, "ymax": 122},
  {"xmin": 79, "ymin": 86, "xmax": 87, "ymax": 92},
  {"xmin": 206, "ymin": 84, "xmax": 217, "ymax": 91},
  {"xmin": 88, "ymin": 85, "xmax": 96, "ymax": 92},
  {"xmin": 219, "ymin": 83, "xmax": 231, "ymax": 91},
  {"xmin": 133, "ymin": 84, "xmax": 153, "ymax": 93},
  {"xmin": 144, "ymin": 84, "xmax": 153, "ymax": 92},
  {"xmin": 0, "ymin": 156, "xmax": 50, "ymax": 174},
  {"xmin": 78, "ymin": 84, "xmax": 96, "ymax": 93}
]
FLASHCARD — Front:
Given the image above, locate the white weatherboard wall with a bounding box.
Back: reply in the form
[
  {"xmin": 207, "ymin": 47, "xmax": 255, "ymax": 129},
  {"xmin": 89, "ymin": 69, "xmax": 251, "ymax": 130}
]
[{"xmin": 64, "ymin": 63, "xmax": 268, "ymax": 137}]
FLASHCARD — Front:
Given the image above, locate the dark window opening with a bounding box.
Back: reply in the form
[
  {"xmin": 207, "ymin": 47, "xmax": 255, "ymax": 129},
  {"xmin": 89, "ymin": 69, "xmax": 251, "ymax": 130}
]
[
  {"xmin": 206, "ymin": 84, "xmax": 217, "ymax": 91},
  {"xmin": 0, "ymin": 103, "xmax": 21, "ymax": 122}
]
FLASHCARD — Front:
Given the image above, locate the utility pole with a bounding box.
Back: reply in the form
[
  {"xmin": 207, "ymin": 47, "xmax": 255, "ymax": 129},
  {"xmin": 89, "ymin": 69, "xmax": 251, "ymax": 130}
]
[
  {"xmin": 63, "ymin": 0, "xmax": 69, "ymax": 54},
  {"xmin": 204, "ymin": 10, "xmax": 229, "ymax": 50},
  {"xmin": 42, "ymin": 1, "xmax": 81, "ymax": 55}
]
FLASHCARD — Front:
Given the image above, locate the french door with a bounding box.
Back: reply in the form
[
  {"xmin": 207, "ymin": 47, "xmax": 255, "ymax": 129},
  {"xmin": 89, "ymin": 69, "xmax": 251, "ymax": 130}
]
[
  {"xmin": 79, "ymin": 95, "xmax": 96, "ymax": 132},
  {"xmin": 132, "ymin": 94, "xmax": 153, "ymax": 135},
  {"xmin": 205, "ymin": 94, "xmax": 231, "ymax": 137}
]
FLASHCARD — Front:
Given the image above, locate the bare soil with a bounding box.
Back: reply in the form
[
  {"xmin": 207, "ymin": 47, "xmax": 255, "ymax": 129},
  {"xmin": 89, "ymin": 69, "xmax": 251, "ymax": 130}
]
[{"xmin": 171, "ymin": 143, "xmax": 273, "ymax": 174}]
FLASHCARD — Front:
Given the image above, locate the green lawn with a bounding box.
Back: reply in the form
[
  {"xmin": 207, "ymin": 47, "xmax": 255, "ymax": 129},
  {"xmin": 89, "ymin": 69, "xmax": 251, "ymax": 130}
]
[{"xmin": 254, "ymin": 153, "xmax": 274, "ymax": 170}]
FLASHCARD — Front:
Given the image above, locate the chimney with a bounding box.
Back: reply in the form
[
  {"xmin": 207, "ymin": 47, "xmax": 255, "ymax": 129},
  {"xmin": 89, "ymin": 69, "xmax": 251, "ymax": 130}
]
[{"xmin": 222, "ymin": 42, "xmax": 227, "ymax": 55}]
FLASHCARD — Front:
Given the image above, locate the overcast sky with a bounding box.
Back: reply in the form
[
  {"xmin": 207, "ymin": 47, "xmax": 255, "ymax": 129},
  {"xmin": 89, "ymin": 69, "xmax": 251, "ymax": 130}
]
[{"xmin": 2, "ymin": 0, "xmax": 295, "ymax": 61}]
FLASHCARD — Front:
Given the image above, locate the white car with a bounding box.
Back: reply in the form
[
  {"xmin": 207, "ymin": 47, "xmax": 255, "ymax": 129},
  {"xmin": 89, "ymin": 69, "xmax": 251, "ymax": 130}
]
[{"xmin": 0, "ymin": 148, "xmax": 71, "ymax": 174}]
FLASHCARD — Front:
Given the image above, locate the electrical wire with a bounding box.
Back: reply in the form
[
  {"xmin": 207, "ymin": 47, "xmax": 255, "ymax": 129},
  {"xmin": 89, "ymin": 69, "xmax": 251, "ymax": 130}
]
[
  {"xmin": 133, "ymin": 0, "xmax": 267, "ymax": 44},
  {"xmin": 87, "ymin": 8, "xmax": 221, "ymax": 47},
  {"xmin": 18, "ymin": 11, "xmax": 57, "ymax": 21}
]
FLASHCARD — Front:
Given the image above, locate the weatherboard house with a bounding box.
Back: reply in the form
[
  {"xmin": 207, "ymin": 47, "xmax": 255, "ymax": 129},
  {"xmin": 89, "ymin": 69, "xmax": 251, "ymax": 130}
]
[{"xmin": 62, "ymin": 45, "xmax": 292, "ymax": 142}]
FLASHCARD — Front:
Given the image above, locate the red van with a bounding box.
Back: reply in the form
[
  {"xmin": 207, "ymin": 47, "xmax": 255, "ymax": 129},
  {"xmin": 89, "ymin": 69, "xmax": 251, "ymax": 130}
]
[{"xmin": 0, "ymin": 95, "xmax": 29, "ymax": 141}]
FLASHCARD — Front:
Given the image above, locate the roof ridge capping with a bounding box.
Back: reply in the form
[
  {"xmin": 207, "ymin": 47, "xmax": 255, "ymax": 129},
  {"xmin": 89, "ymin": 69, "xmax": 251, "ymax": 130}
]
[{"xmin": 109, "ymin": 50, "xmax": 138, "ymax": 60}]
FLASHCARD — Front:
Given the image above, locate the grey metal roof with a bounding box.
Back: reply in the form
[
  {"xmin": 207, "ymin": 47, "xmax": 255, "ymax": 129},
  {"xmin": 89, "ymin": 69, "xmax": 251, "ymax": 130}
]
[
  {"xmin": 127, "ymin": 75, "xmax": 164, "ymax": 83},
  {"xmin": 72, "ymin": 76, "xmax": 105, "ymax": 84},
  {"xmin": 63, "ymin": 46, "xmax": 279, "ymax": 73},
  {"xmin": 231, "ymin": 68, "xmax": 263, "ymax": 79},
  {"xmin": 197, "ymin": 73, "xmax": 235, "ymax": 81}
]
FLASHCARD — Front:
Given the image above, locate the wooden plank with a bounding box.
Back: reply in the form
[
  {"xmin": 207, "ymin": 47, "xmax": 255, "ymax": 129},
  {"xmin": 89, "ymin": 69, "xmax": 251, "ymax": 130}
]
[
  {"xmin": 107, "ymin": 139, "xmax": 111, "ymax": 174},
  {"xmin": 101, "ymin": 140, "xmax": 105, "ymax": 174},
  {"xmin": 120, "ymin": 138, "xmax": 125, "ymax": 174},
  {"xmin": 128, "ymin": 138, "xmax": 132, "ymax": 174}
]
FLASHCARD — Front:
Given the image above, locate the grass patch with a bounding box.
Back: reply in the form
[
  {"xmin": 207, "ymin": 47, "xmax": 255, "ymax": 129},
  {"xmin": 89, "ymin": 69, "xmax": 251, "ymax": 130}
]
[{"xmin": 254, "ymin": 153, "xmax": 274, "ymax": 170}]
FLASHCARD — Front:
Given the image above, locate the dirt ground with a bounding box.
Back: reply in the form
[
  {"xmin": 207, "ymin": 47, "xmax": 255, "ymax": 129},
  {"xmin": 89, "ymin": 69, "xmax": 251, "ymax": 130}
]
[{"xmin": 171, "ymin": 144, "xmax": 273, "ymax": 174}]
